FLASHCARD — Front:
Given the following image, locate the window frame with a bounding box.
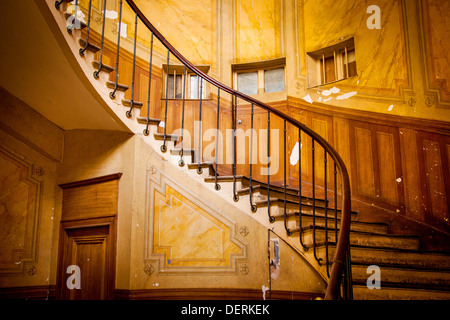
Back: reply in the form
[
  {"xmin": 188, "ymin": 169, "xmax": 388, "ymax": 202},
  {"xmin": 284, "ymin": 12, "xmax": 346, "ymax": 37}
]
[
  {"xmin": 306, "ymin": 37, "xmax": 357, "ymax": 88},
  {"xmin": 232, "ymin": 57, "xmax": 286, "ymax": 96},
  {"xmin": 162, "ymin": 64, "xmax": 210, "ymax": 100}
]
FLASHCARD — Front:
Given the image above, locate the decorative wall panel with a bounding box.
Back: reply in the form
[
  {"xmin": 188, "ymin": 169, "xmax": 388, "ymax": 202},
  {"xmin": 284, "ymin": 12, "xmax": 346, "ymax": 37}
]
[
  {"xmin": 145, "ymin": 168, "xmax": 247, "ymax": 274},
  {"xmin": 0, "ymin": 146, "xmax": 41, "ymax": 275}
]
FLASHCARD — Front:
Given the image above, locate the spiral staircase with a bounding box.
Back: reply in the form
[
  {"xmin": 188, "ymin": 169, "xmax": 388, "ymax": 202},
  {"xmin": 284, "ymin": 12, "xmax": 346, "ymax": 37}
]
[{"xmin": 7, "ymin": 0, "xmax": 450, "ymax": 299}]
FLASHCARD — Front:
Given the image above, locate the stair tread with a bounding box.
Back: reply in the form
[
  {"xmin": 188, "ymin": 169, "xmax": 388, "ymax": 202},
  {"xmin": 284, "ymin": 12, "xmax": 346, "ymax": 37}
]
[
  {"xmin": 106, "ymin": 81, "xmax": 129, "ymax": 91},
  {"xmin": 319, "ymin": 243, "xmax": 450, "ymax": 270},
  {"xmin": 64, "ymin": 12, "xmax": 87, "ymax": 29},
  {"xmin": 136, "ymin": 117, "xmax": 161, "ymax": 125},
  {"xmin": 92, "ymin": 60, "xmax": 114, "ymax": 73},
  {"xmin": 78, "ymin": 38, "xmax": 100, "ymax": 52},
  {"xmin": 256, "ymin": 197, "xmax": 358, "ymax": 216},
  {"xmin": 352, "ymin": 284, "xmax": 450, "ymax": 300},
  {"xmin": 122, "ymin": 99, "xmax": 144, "ymax": 108},
  {"xmin": 170, "ymin": 149, "xmax": 194, "ymax": 154},
  {"xmin": 153, "ymin": 133, "xmax": 181, "ymax": 140}
]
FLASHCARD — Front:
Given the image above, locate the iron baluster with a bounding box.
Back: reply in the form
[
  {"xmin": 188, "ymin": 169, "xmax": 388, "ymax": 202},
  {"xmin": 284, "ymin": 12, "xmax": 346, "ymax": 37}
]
[
  {"xmin": 55, "ymin": 0, "xmax": 65, "ymax": 9},
  {"xmin": 267, "ymin": 111, "xmax": 274, "ymax": 222},
  {"xmin": 143, "ymin": 32, "xmax": 154, "ymax": 136},
  {"xmin": 283, "ymin": 120, "xmax": 291, "ymax": 235},
  {"xmin": 334, "ymin": 163, "xmax": 338, "ymax": 244},
  {"xmin": 161, "ymin": 49, "xmax": 170, "ymax": 153},
  {"xmin": 93, "ymin": 0, "xmax": 108, "ymax": 79},
  {"xmin": 79, "ymin": 0, "xmax": 93, "ymax": 56},
  {"xmin": 249, "ymin": 103, "xmax": 257, "ymax": 212},
  {"xmin": 178, "ymin": 65, "xmax": 187, "ymax": 167},
  {"xmin": 214, "ymin": 88, "xmax": 221, "ymax": 191},
  {"xmin": 126, "ymin": 13, "xmax": 139, "ymax": 118},
  {"xmin": 110, "ymin": 0, "xmax": 124, "ymax": 100},
  {"xmin": 298, "ymin": 128, "xmax": 308, "ymax": 251},
  {"xmin": 232, "ymin": 95, "xmax": 239, "ymax": 202},
  {"xmin": 325, "ymin": 151, "xmax": 330, "ymax": 277},
  {"xmin": 312, "ymin": 139, "xmax": 323, "ymax": 265},
  {"xmin": 197, "ymin": 78, "xmax": 203, "ymax": 174}
]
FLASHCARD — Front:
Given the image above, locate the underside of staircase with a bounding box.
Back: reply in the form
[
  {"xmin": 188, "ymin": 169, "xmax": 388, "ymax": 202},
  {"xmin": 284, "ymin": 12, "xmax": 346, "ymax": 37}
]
[{"xmin": 53, "ymin": 0, "xmax": 450, "ymax": 300}]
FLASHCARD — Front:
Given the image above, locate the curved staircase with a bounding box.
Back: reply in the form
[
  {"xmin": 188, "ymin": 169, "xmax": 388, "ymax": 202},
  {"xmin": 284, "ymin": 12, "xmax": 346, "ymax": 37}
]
[{"xmin": 50, "ymin": 0, "xmax": 450, "ymax": 300}]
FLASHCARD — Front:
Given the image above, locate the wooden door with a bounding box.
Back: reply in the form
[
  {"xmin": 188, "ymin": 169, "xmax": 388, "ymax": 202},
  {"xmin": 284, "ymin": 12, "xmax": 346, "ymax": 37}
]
[
  {"xmin": 57, "ymin": 174, "xmax": 120, "ymax": 300},
  {"xmin": 57, "ymin": 218, "xmax": 116, "ymax": 300}
]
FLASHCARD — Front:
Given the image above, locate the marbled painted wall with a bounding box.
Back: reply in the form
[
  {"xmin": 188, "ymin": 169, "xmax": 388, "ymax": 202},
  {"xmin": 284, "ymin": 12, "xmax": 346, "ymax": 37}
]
[{"xmin": 235, "ymin": 0, "xmax": 281, "ymax": 63}]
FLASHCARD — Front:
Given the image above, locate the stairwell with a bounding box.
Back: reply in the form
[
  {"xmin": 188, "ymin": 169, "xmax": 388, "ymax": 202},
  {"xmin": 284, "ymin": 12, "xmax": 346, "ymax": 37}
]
[{"xmin": 51, "ymin": 0, "xmax": 450, "ymax": 300}]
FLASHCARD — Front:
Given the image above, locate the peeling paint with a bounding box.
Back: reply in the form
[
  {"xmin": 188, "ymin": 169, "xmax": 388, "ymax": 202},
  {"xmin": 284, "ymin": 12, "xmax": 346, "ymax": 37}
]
[
  {"xmin": 262, "ymin": 285, "xmax": 269, "ymax": 300},
  {"xmin": 303, "ymin": 94, "xmax": 313, "ymax": 104},
  {"xmin": 103, "ymin": 10, "xmax": 118, "ymax": 20},
  {"xmin": 289, "ymin": 142, "xmax": 301, "ymax": 165},
  {"xmin": 321, "ymin": 86, "xmax": 340, "ymax": 96},
  {"xmin": 336, "ymin": 91, "xmax": 357, "ymax": 100}
]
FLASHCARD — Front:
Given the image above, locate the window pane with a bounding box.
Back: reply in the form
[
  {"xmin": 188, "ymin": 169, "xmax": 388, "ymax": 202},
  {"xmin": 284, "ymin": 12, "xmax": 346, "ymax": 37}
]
[
  {"xmin": 190, "ymin": 75, "xmax": 198, "ymax": 99},
  {"xmin": 264, "ymin": 68, "xmax": 285, "ymax": 93},
  {"xmin": 168, "ymin": 74, "xmax": 174, "ymax": 98},
  {"xmin": 238, "ymin": 72, "xmax": 258, "ymax": 95},
  {"xmin": 175, "ymin": 75, "xmax": 182, "ymax": 99}
]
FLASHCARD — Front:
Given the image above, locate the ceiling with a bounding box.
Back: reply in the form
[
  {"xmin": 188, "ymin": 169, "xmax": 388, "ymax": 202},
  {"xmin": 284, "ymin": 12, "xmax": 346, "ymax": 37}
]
[{"xmin": 0, "ymin": 0, "xmax": 128, "ymax": 132}]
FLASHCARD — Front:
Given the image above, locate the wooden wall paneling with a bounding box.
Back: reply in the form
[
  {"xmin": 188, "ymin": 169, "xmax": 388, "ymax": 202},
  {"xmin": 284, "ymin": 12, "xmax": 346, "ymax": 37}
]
[
  {"xmin": 59, "ymin": 173, "xmax": 121, "ymax": 221},
  {"xmin": 377, "ymin": 131, "xmax": 400, "ymax": 206},
  {"xmin": 417, "ymin": 131, "xmax": 449, "ymax": 225},
  {"xmin": 333, "ymin": 117, "xmax": 352, "ymax": 194},
  {"xmin": 399, "ymin": 128, "xmax": 424, "ymax": 220},
  {"xmin": 351, "ymin": 124, "xmax": 376, "ymax": 199},
  {"xmin": 288, "ymin": 109, "xmax": 308, "ymax": 186}
]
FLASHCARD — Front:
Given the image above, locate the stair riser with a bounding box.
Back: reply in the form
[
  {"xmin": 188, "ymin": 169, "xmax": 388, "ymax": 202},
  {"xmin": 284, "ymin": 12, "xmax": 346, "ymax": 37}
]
[
  {"xmin": 352, "ymin": 265, "xmax": 450, "ymax": 289},
  {"xmin": 303, "ymin": 230, "xmax": 420, "ymax": 250},
  {"xmin": 352, "ymin": 285, "xmax": 450, "ymax": 300},
  {"xmin": 265, "ymin": 203, "xmax": 354, "ymax": 222},
  {"xmin": 323, "ymin": 247, "xmax": 450, "ymax": 270},
  {"xmin": 272, "ymin": 213, "xmax": 388, "ymax": 234},
  {"xmin": 249, "ymin": 192, "xmax": 327, "ymax": 208}
]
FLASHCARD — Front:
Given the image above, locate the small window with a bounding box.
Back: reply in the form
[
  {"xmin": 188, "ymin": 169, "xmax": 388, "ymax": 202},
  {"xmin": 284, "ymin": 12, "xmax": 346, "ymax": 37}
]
[
  {"xmin": 237, "ymin": 72, "xmax": 258, "ymax": 95},
  {"xmin": 232, "ymin": 57, "xmax": 286, "ymax": 96},
  {"xmin": 306, "ymin": 38, "xmax": 357, "ymax": 87},
  {"xmin": 163, "ymin": 64, "xmax": 210, "ymax": 99},
  {"xmin": 264, "ymin": 68, "xmax": 285, "ymax": 93},
  {"xmin": 168, "ymin": 74, "xmax": 183, "ymax": 99}
]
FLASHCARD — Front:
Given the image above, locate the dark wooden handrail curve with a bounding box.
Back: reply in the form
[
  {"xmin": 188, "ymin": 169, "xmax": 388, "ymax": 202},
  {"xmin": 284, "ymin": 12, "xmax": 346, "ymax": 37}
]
[{"xmin": 125, "ymin": 0, "xmax": 352, "ymax": 300}]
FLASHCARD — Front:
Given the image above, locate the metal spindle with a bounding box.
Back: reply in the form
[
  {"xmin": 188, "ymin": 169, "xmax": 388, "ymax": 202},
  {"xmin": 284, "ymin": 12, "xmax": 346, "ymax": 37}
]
[
  {"xmin": 197, "ymin": 78, "xmax": 203, "ymax": 174},
  {"xmin": 267, "ymin": 111, "xmax": 274, "ymax": 223},
  {"xmin": 178, "ymin": 65, "xmax": 187, "ymax": 167},
  {"xmin": 298, "ymin": 129, "xmax": 308, "ymax": 251},
  {"xmin": 54, "ymin": 0, "xmax": 65, "ymax": 9},
  {"xmin": 312, "ymin": 139, "xmax": 323, "ymax": 265},
  {"xmin": 110, "ymin": 0, "xmax": 124, "ymax": 100},
  {"xmin": 93, "ymin": 0, "xmax": 108, "ymax": 79},
  {"xmin": 283, "ymin": 120, "xmax": 291, "ymax": 235},
  {"xmin": 161, "ymin": 49, "xmax": 170, "ymax": 153},
  {"xmin": 79, "ymin": 0, "xmax": 93, "ymax": 56},
  {"xmin": 334, "ymin": 163, "xmax": 338, "ymax": 244},
  {"xmin": 214, "ymin": 88, "xmax": 221, "ymax": 191},
  {"xmin": 325, "ymin": 151, "xmax": 330, "ymax": 277},
  {"xmin": 126, "ymin": 13, "xmax": 139, "ymax": 118},
  {"xmin": 232, "ymin": 95, "xmax": 239, "ymax": 202},
  {"xmin": 249, "ymin": 103, "xmax": 257, "ymax": 212},
  {"xmin": 143, "ymin": 33, "xmax": 154, "ymax": 136}
]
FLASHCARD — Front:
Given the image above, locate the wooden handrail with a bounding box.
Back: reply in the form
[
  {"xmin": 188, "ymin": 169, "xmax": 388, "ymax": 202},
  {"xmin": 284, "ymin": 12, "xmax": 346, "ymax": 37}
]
[{"xmin": 125, "ymin": 0, "xmax": 352, "ymax": 300}]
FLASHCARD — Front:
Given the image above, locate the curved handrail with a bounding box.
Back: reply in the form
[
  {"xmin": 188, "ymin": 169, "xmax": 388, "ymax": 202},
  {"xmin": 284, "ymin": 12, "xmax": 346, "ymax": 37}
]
[{"xmin": 124, "ymin": 0, "xmax": 352, "ymax": 300}]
